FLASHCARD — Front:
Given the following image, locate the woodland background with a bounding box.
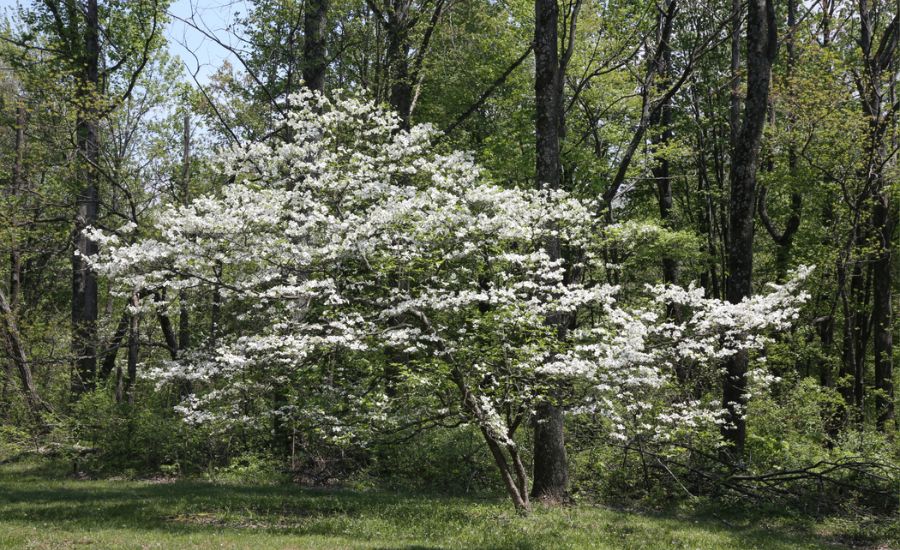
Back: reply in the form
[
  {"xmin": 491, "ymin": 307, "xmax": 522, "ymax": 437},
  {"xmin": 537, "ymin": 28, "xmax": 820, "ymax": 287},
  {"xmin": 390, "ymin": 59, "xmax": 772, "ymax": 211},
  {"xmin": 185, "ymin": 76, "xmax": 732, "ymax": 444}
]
[{"xmin": 0, "ymin": 0, "xmax": 897, "ymax": 539}]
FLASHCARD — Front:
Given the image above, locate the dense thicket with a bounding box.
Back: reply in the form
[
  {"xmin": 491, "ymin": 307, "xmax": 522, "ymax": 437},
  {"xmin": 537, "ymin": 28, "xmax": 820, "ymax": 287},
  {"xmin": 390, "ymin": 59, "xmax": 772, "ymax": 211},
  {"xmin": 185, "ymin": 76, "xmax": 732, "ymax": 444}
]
[{"xmin": 0, "ymin": 0, "xmax": 896, "ymax": 516}]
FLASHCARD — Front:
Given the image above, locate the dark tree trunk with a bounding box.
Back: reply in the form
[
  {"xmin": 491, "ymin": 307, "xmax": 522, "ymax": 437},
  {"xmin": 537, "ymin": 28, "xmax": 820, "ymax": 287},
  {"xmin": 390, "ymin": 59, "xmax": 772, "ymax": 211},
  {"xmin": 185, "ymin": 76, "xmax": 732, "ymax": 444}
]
[
  {"xmin": 285, "ymin": 0, "xmax": 336, "ymax": 447},
  {"xmin": 71, "ymin": 0, "xmax": 101, "ymax": 396},
  {"xmin": 9, "ymin": 103, "xmax": 25, "ymax": 310},
  {"xmin": 179, "ymin": 113, "xmax": 191, "ymax": 354},
  {"xmin": 729, "ymin": 0, "xmax": 741, "ymax": 151},
  {"xmin": 531, "ymin": 400, "xmax": 569, "ymax": 501},
  {"xmin": 600, "ymin": 0, "xmax": 677, "ymax": 221},
  {"xmin": 855, "ymin": 264, "xmax": 873, "ymax": 413},
  {"xmin": 872, "ymin": 197, "xmax": 895, "ymax": 429},
  {"xmin": 387, "ymin": 0, "xmax": 412, "ymax": 128},
  {"xmin": 382, "ymin": 4, "xmax": 411, "ymax": 397},
  {"xmin": 534, "ymin": 0, "xmax": 561, "ymax": 193},
  {"xmin": 758, "ymin": 0, "xmax": 801, "ymax": 283},
  {"xmin": 848, "ymin": 0, "xmax": 899, "ymax": 427},
  {"xmin": 721, "ymin": 0, "xmax": 776, "ymax": 460},
  {"xmin": 530, "ymin": 0, "xmax": 569, "ymax": 502},
  {"xmin": 691, "ymin": 90, "xmax": 721, "ymax": 300},
  {"xmin": 838, "ymin": 255, "xmax": 863, "ymax": 410},
  {"xmin": 818, "ymin": 315, "xmax": 835, "ymax": 387},
  {"xmin": 820, "ymin": 0, "xmax": 833, "ymax": 46},
  {"xmin": 758, "ymin": 185, "xmax": 801, "ymax": 282},
  {"xmin": 125, "ymin": 293, "xmax": 139, "ymax": 404},
  {"xmin": 303, "ymin": 0, "xmax": 328, "ymax": 93},
  {"xmin": 155, "ymin": 291, "xmax": 179, "ymax": 361},
  {"xmin": 649, "ymin": 0, "xmax": 679, "ymax": 322},
  {"xmin": 99, "ymin": 310, "xmax": 130, "ymax": 380},
  {"xmin": 4, "ymin": 103, "xmax": 26, "ymax": 409},
  {"xmin": 211, "ymin": 261, "xmax": 222, "ymax": 347}
]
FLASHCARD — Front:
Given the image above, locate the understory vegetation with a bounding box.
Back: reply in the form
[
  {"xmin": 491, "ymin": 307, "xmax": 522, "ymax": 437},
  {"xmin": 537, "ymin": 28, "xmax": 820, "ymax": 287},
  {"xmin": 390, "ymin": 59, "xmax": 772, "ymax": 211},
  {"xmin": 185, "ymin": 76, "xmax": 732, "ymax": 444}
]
[{"xmin": 0, "ymin": 460, "xmax": 896, "ymax": 549}]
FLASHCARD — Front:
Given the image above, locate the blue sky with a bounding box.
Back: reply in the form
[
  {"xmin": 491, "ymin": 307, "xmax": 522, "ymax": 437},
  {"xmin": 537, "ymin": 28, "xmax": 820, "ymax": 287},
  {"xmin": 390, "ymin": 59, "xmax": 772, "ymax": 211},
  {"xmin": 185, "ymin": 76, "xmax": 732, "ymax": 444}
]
[{"xmin": 0, "ymin": 0, "xmax": 241, "ymax": 84}]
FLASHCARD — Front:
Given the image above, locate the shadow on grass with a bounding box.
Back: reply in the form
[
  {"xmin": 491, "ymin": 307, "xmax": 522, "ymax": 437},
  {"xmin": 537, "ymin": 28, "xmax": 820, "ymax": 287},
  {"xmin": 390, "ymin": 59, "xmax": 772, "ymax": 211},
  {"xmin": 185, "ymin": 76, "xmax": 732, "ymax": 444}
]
[{"xmin": 0, "ymin": 461, "xmax": 860, "ymax": 549}]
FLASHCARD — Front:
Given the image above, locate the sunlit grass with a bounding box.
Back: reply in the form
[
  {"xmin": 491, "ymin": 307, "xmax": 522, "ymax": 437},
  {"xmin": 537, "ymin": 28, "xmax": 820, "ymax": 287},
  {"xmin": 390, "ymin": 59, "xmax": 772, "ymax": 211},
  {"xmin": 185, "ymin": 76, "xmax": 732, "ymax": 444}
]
[{"xmin": 0, "ymin": 460, "xmax": 888, "ymax": 549}]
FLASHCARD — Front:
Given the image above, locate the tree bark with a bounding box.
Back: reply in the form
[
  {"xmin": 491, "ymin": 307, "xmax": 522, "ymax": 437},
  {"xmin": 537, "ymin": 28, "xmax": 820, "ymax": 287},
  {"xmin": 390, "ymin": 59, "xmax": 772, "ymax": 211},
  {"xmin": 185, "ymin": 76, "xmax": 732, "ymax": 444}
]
[
  {"xmin": 872, "ymin": 197, "xmax": 895, "ymax": 429},
  {"xmin": 757, "ymin": 0, "xmax": 801, "ymax": 283},
  {"xmin": 649, "ymin": 0, "xmax": 680, "ymax": 323},
  {"xmin": 850, "ymin": 0, "xmax": 898, "ymax": 427},
  {"xmin": 303, "ymin": 0, "xmax": 328, "ymax": 93},
  {"xmin": 531, "ymin": 0, "xmax": 569, "ymax": 502},
  {"xmin": 71, "ymin": 0, "xmax": 101, "ymax": 396},
  {"xmin": 178, "ymin": 112, "xmax": 193, "ymax": 398},
  {"xmin": 9, "ymin": 103, "xmax": 25, "ymax": 310},
  {"xmin": 99, "ymin": 309, "xmax": 130, "ymax": 380},
  {"xmin": 125, "ymin": 292, "xmax": 139, "ymax": 404},
  {"xmin": 386, "ymin": 0, "xmax": 413, "ymax": 128},
  {"xmin": 721, "ymin": 0, "xmax": 776, "ymax": 459},
  {"xmin": 729, "ymin": 0, "xmax": 741, "ymax": 152},
  {"xmin": 5, "ymin": 102, "xmax": 26, "ymax": 399}
]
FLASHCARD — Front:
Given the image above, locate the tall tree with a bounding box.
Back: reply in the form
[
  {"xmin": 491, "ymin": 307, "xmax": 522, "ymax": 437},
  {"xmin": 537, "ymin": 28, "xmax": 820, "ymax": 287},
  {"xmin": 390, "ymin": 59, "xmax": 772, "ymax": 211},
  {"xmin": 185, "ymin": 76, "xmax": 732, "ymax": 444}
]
[
  {"xmin": 649, "ymin": 0, "xmax": 679, "ymax": 318},
  {"xmin": 70, "ymin": 0, "xmax": 102, "ymax": 396},
  {"xmin": 8, "ymin": 103, "xmax": 25, "ymax": 311},
  {"xmin": 24, "ymin": 0, "xmax": 166, "ymax": 395},
  {"xmin": 531, "ymin": 0, "xmax": 571, "ymax": 502},
  {"xmin": 757, "ymin": 0, "xmax": 801, "ymax": 283},
  {"xmin": 856, "ymin": 0, "xmax": 897, "ymax": 430},
  {"xmin": 366, "ymin": 0, "xmax": 448, "ymax": 128},
  {"xmin": 721, "ymin": 0, "xmax": 776, "ymax": 458},
  {"xmin": 178, "ymin": 112, "xmax": 191, "ymax": 363}
]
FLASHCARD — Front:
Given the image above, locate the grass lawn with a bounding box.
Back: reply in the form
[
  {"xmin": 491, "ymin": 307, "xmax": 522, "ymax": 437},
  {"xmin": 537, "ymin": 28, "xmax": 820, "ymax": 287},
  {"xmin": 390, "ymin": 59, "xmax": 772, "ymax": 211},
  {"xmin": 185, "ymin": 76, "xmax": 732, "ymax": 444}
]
[{"xmin": 0, "ymin": 461, "xmax": 893, "ymax": 549}]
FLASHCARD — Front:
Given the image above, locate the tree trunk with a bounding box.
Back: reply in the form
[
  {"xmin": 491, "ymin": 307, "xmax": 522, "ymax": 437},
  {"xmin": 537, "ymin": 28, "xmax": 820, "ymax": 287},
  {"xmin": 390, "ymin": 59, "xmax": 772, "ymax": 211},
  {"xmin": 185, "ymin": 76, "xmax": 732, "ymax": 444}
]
[
  {"xmin": 722, "ymin": 0, "xmax": 776, "ymax": 460},
  {"xmin": 531, "ymin": 0, "xmax": 569, "ymax": 501},
  {"xmin": 9, "ymin": 103, "xmax": 25, "ymax": 310},
  {"xmin": 855, "ymin": 0, "xmax": 898, "ymax": 431},
  {"xmin": 179, "ymin": 112, "xmax": 192, "ymax": 396},
  {"xmin": 387, "ymin": 0, "xmax": 413, "ymax": 128},
  {"xmin": 838, "ymin": 255, "xmax": 863, "ymax": 410},
  {"xmin": 729, "ymin": 0, "xmax": 741, "ymax": 152},
  {"xmin": 71, "ymin": 0, "xmax": 101, "ymax": 396},
  {"xmin": 450, "ymin": 366, "xmax": 530, "ymax": 512},
  {"xmin": 758, "ymin": 0, "xmax": 801, "ymax": 283},
  {"xmin": 179, "ymin": 112, "xmax": 191, "ymax": 352},
  {"xmin": 125, "ymin": 293, "xmax": 139, "ymax": 404},
  {"xmin": 303, "ymin": 0, "xmax": 328, "ymax": 93},
  {"xmin": 649, "ymin": 0, "xmax": 679, "ymax": 321},
  {"xmin": 211, "ymin": 261, "xmax": 222, "ymax": 348},
  {"xmin": 691, "ymin": 89, "xmax": 721, "ymax": 300},
  {"xmin": 5, "ymin": 103, "xmax": 26, "ymax": 399},
  {"xmin": 872, "ymin": 196, "xmax": 895, "ymax": 429},
  {"xmin": 99, "ymin": 309, "xmax": 131, "ymax": 380}
]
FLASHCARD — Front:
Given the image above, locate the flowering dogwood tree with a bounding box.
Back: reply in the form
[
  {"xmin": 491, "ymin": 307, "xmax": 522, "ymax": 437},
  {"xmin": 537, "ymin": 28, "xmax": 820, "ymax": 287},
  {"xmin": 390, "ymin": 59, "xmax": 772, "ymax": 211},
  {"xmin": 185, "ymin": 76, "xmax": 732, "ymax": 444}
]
[{"xmin": 90, "ymin": 89, "xmax": 810, "ymax": 512}]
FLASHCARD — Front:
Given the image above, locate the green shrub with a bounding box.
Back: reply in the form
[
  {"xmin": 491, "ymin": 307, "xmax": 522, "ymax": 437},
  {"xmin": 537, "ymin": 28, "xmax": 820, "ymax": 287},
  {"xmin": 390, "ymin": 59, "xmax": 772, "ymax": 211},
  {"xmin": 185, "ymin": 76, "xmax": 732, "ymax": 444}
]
[
  {"xmin": 364, "ymin": 426, "xmax": 501, "ymax": 495},
  {"xmin": 0, "ymin": 424, "xmax": 32, "ymax": 461}
]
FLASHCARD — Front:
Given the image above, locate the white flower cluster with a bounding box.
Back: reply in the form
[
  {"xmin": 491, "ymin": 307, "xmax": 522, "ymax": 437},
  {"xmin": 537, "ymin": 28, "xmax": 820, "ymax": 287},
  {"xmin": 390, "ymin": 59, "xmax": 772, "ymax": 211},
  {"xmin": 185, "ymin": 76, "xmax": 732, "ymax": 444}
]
[{"xmin": 90, "ymin": 90, "xmax": 811, "ymax": 448}]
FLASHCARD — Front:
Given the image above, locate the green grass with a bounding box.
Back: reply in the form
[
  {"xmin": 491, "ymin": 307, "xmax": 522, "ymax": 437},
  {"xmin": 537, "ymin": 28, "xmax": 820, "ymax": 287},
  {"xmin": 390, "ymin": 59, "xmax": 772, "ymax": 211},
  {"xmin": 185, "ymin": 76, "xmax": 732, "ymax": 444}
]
[{"xmin": 0, "ymin": 461, "xmax": 890, "ymax": 549}]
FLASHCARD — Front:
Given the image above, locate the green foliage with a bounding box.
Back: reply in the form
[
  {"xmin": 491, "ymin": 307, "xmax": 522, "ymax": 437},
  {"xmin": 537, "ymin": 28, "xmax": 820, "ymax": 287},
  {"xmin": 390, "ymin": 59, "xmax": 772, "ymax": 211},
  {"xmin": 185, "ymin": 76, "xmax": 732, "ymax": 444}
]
[
  {"xmin": 0, "ymin": 425, "xmax": 32, "ymax": 462},
  {"xmin": 66, "ymin": 387, "xmax": 207, "ymax": 475},
  {"xmin": 364, "ymin": 426, "xmax": 501, "ymax": 495},
  {"xmin": 208, "ymin": 451, "xmax": 288, "ymax": 485},
  {"xmin": 0, "ymin": 0, "xmax": 895, "ymax": 533}
]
